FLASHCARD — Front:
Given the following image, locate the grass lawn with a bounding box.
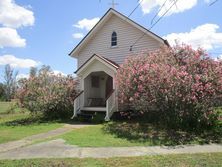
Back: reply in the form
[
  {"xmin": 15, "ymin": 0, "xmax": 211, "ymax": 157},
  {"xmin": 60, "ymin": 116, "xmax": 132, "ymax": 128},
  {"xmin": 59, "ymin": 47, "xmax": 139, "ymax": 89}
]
[
  {"xmin": 0, "ymin": 113, "xmax": 63, "ymax": 144},
  {"xmin": 0, "ymin": 102, "xmax": 64, "ymax": 144},
  {"xmin": 0, "ymin": 102, "xmax": 14, "ymax": 113},
  {"xmin": 0, "ymin": 153, "xmax": 222, "ymax": 167},
  {"xmin": 0, "ymin": 112, "xmax": 29, "ymax": 124},
  {"xmin": 59, "ymin": 121, "xmax": 222, "ymax": 147},
  {"xmin": 60, "ymin": 125, "xmax": 147, "ymax": 147}
]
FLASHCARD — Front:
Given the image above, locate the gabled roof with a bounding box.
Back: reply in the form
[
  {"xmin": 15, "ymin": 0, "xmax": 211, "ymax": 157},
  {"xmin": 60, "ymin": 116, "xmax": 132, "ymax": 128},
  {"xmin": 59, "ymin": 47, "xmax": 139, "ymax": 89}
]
[
  {"xmin": 69, "ymin": 8, "xmax": 169, "ymax": 57},
  {"xmin": 75, "ymin": 54, "xmax": 119, "ymax": 74}
]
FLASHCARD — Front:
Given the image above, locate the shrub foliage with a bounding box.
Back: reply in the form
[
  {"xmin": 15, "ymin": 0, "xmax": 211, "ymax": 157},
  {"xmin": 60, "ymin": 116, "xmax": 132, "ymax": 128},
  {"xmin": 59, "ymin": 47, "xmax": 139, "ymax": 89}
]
[
  {"xmin": 117, "ymin": 45, "xmax": 222, "ymax": 128},
  {"xmin": 17, "ymin": 66, "xmax": 78, "ymax": 119}
]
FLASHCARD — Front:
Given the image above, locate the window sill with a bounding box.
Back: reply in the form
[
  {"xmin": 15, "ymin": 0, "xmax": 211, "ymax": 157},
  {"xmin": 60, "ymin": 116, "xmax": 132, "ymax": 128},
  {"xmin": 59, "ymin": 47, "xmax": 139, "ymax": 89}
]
[{"xmin": 110, "ymin": 46, "xmax": 118, "ymax": 49}]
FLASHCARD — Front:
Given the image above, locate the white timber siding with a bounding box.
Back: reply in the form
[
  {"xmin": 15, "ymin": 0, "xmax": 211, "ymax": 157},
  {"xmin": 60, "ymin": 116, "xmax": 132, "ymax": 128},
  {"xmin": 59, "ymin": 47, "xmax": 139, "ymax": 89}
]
[
  {"xmin": 79, "ymin": 59, "xmax": 116, "ymax": 80},
  {"xmin": 77, "ymin": 15, "xmax": 163, "ymax": 67}
]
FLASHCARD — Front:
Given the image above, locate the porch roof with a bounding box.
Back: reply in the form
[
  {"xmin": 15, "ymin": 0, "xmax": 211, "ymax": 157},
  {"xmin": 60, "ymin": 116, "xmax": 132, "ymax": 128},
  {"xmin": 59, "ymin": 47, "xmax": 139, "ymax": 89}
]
[{"xmin": 75, "ymin": 54, "xmax": 119, "ymax": 74}]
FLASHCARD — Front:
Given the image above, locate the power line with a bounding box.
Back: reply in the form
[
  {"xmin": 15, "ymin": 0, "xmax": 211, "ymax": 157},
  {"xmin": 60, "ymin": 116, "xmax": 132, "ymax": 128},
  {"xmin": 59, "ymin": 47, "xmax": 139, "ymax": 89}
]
[
  {"xmin": 209, "ymin": 0, "xmax": 219, "ymax": 6},
  {"xmin": 130, "ymin": 0, "xmax": 179, "ymax": 50},
  {"xmin": 150, "ymin": 0, "xmax": 179, "ymax": 30},
  {"xmin": 172, "ymin": 0, "xmax": 179, "ymax": 9},
  {"xmin": 128, "ymin": 0, "xmax": 144, "ymax": 17},
  {"xmin": 151, "ymin": 0, "xmax": 169, "ymax": 25}
]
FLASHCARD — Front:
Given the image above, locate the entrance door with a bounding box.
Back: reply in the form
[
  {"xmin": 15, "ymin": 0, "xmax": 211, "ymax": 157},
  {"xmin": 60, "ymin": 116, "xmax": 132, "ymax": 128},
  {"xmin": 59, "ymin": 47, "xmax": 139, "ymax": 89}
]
[{"xmin": 105, "ymin": 76, "xmax": 113, "ymax": 99}]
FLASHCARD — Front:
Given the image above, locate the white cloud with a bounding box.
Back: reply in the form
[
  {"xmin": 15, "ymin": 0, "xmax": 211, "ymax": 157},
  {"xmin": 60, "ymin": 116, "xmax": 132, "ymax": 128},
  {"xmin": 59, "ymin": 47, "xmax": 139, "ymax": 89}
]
[
  {"xmin": 218, "ymin": 55, "xmax": 222, "ymax": 60},
  {"xmin": 16, "ymin": 73, "xmax": 29, "ymax": 80},
  {"xmin": 0, "ymin": 0, "xmax": 34, "ymax": 28},
  {"xmin": 0, "ymin": 55, "xmax": 41, "ymax": 68},
  {"xmin": 140, "ymin": 0, "xmax": 197, "ymax": 16},
  {"xmin": 16, "ymin": 70, "xmax": 67, "ymax": 80},
  {"xmin": 163, "ymin": 24, "xmax": 222, "ymax": 50},
  {"xmin": 72, "ymin": 33, "xmax": 84, "ymax": 39},
  {"xmin": 74, "ymin": 17, "xmax": 100, "ymax": 31},
  {"xmin": 212, "ymin": 55, "xmax": 222, "ymax": 61},
  {"xmin": 0, "ymin": 27, "xmax": 26, "ymax": 48},
  {"xmin": 53, "ymin": 70, "xmax": 66, "ymax": 76}
]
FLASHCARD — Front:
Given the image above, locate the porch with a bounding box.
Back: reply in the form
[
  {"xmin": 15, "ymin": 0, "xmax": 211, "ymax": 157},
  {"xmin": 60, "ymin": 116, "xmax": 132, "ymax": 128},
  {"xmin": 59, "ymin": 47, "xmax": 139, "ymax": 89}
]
[{"xmin": 72, "ymin": 54, "xmax": 119, "ymax": 121}]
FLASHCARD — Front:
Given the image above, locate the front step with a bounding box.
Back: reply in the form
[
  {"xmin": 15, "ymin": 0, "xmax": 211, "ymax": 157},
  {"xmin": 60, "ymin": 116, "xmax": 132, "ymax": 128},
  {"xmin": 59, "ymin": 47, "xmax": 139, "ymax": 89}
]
[
  {"xmin": 77, "ymin": 111, "xmax": 107, "ymax": 123},
  {"xmin": 77, "ymin": 112, "xmax": 95, "ymax": 122},
  {"xmin": 75, "ymin": 107, "xmax": 114, "ymax": 122},
  {"xmin": 81, "ymin": 107, "xmax": 106, "ymax": 112},
  {"xmin": 77, "ymin": 112, "xmax": 94, "ymax": 118}
]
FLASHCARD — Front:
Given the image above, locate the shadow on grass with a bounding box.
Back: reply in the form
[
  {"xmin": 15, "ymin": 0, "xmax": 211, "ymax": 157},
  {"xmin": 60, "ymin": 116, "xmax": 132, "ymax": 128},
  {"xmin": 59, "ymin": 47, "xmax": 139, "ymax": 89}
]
[
  {"xmin": 103, "ymin": 121, "xmax": 222, "ymax": 146},
  {"xmin": 0, "ymin": 111, "xmax": 98, "ymax": 127},
  {"xmin": 1, "ymin": 114, "xmax": 74, "ymax": 126}
]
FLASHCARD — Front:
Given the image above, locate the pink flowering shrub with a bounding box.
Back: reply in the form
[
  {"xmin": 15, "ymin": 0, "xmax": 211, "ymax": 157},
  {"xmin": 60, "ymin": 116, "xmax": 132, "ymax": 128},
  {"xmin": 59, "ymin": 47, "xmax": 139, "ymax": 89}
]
[
  {"xmin": 17, "ymin": 66, "xmax": 78, "ymax": 119},
  {"xmin": 117, "ymin": 45, "xmax": 222, "ymax": 128}
]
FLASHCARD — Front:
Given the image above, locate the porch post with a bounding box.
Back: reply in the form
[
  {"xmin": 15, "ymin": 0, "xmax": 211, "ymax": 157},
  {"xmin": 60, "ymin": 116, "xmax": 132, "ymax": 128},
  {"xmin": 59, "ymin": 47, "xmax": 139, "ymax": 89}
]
[{"xmin": 80, "ymin": 76, "xmax": 85, "ymax": 107}]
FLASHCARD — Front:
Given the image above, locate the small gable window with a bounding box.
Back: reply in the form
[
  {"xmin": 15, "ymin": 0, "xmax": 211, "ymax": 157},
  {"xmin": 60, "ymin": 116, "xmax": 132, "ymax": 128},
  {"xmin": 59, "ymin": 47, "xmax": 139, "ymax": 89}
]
[{"xmin": 111, "ymin": 31, "xmax": 117, "ymax": 47}]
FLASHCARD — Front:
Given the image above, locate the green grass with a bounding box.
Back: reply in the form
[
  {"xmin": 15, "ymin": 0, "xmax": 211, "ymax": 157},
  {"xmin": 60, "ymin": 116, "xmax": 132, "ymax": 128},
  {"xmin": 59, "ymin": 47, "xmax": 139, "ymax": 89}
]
[
  {"xmin": 0, "ymin": 112, "xmax": 28, "ymax": 124},
  {"xmin": 60, "ymin": 107, "xmax": 222, "ymax": 147},
  {"xmin": 0, "ymin": 113, "xmax": 63, "ymax": 144},
  {"xmin": 0, "ymin": 122, "xmax": 62, "ymax": 144},
  {"xmin": 0, "ymin": 153, "xmax": 222, "ymax": 167},
  {"xmin": 60, "ymin": 125, "xmax": 148, "ymax": 147},
  {"xmin": 0, "ymin": 101, "xmax": 26, "ymax": 115},
  {"xmin": 59, "ymin": 121, "xmax": 222, "ymax": 147},
  {"xmin": 0, "ymin": 101, "xmax": 13, "ymax": 113}
]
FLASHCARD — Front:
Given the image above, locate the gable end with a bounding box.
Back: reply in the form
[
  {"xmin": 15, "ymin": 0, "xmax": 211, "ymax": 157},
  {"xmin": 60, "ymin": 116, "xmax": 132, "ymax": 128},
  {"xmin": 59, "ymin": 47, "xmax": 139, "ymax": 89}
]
[{"xmin": 69, "ymin": 8, "xmax": 169, "ymax": 58}]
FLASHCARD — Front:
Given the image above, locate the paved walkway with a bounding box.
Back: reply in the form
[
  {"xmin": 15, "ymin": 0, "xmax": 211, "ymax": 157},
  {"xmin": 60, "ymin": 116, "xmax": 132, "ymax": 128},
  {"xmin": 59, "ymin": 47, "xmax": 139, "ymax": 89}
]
[
  {"xmin": 0, "ymin": 139, "xmax": 222, "ymax": 159},
  {"xmin": 0, "ymin": 124, "xmax": 92, "ymax": 153}
]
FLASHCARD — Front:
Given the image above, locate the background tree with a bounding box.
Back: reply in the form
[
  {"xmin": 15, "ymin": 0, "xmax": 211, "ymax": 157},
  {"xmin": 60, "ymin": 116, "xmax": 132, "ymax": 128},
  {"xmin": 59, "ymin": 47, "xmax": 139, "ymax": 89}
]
[
  {"xmin": 0, "ymin": 83, "xmax": 5, "ymax": 101},
  {"xmin": 3, "ymin": 65, "xmax": 18, "ymax": 101},
  {"xmin": 29, "ymin": 67, "xmax": 37, "ymax": 78}
]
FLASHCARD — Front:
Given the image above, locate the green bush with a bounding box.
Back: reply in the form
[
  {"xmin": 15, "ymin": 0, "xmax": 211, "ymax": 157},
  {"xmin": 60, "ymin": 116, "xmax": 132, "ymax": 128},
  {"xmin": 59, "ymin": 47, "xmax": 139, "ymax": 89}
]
[
  {"xmin": 17, "ymin": 66, "xmax": 78, "ymax": 119},
  {"xmin": 117, "ymin": 45, "xmax": 222, "ymax": 129},
  {"xmin": 92, "ymin": 113, "xmax": 105, "ymax": 124}
]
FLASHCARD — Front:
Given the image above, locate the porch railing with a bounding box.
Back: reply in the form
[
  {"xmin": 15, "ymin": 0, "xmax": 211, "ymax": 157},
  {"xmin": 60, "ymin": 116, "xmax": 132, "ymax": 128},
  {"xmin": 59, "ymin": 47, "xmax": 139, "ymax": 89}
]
[
  {"xmin": 71, "ymin": 90, "xmax": 84, "ymax": 119},
  {"xmin": 105, "ymin": 89, "xmax": 116, "ymax": 121}
]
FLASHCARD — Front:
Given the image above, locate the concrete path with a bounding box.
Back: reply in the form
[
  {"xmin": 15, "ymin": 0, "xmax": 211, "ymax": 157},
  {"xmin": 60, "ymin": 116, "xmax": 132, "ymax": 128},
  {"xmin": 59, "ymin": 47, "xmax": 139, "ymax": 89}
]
[
  {"xmin": 0, "ymin": 124, "xmax": 92, "ymax": 153},
  {"xmin": 0, "ymin": 139, "xmax": 222, "ymax": 159}
]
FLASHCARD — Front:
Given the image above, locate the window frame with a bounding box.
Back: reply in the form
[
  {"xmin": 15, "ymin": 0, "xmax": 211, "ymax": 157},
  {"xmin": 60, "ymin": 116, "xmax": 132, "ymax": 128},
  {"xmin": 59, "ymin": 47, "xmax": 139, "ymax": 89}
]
[{"xmin": 111, "ymin": 31, "xmax": 117, "ymax": 47}]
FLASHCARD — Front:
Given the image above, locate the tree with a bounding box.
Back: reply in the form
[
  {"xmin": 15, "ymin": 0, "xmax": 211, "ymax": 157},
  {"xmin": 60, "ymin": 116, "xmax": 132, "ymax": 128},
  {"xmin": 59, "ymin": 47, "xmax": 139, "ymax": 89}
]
[
  {"xmin": 3, "ymin": 65, "xmax": 18, "ymax": 101},
  {"xmin": 0, "ymin": 83, "xmax": 5, "ymax": 101},
  {"xmin": 117, "ymin": 45, "xmax": 222, "ymax": 128},
  {"xmin": 29, "ymin": 67, "xmax": 37, "ymax": 78},
  {"xmin": 17, "ymin": 65, "xmax": 78, "ymax": 119}
]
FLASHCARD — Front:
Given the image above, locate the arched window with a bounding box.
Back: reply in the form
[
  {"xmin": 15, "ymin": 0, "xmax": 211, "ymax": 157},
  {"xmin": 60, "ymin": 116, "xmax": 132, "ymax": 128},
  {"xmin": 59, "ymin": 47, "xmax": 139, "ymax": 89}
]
[{"xmin": 111, "ymin": 31, "xmax": 117, "ymax": 47}]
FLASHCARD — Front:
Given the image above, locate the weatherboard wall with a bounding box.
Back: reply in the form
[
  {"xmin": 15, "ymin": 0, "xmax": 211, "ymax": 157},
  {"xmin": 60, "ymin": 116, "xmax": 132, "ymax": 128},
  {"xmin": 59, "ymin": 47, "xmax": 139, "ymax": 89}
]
[{"xmin": 77, "ymin": 15, "xmax": 163, "ymax": 67}]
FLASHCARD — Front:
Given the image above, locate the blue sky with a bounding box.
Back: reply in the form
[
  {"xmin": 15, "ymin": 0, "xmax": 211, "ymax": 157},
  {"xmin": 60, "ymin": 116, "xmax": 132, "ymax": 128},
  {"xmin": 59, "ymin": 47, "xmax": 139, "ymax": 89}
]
[{"xmin": 0, "ymin": 0, "xmax": 221, "ymax": 80}]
